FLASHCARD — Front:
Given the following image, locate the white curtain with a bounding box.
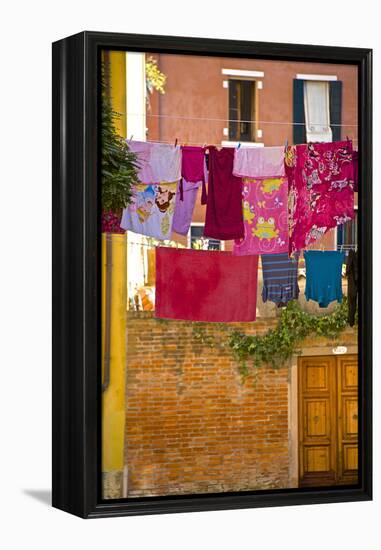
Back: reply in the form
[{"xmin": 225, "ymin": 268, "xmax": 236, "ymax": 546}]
[{"xmin": 304, "ymin": 81, "xmax": 332, "ymax": 142}]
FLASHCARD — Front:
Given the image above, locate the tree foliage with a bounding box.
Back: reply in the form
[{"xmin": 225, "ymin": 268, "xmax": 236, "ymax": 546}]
[{"xmin": 101, "ymin": 62, "xmax": 140, "ymax": 212}]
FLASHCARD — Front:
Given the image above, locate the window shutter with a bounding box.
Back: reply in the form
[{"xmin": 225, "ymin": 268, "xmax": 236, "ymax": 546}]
[
  {"xmin": 329, "ymin": 80, "xmax": 342, "ymax": 142},
  {"xmin": 293, "ymin": 79, "xmax": 306, "ymax": 144},
  {"xmin": 228, "ymin": 80, "xmax": 239, "ymax": 140}
]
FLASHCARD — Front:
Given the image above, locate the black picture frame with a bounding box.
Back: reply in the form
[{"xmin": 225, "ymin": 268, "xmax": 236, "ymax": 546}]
[{"xmin": 52, "ymin": 31, "xmax": 372, "ymax": 519}]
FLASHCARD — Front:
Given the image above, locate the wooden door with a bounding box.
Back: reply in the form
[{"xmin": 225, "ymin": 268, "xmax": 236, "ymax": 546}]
[
  {"xmin": 298, "ymin": 355, "xmax": 358, "ymax": 487},
  {"xmin": 337, "ymin": 356, "xmax": 359, "ymax": 484}
]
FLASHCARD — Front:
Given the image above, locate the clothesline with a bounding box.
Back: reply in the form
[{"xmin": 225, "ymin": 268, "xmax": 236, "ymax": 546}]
[
  {"xmin": 119, "ymin": 140, "xmax": 358, "ymax": 256},
  {"xmin": 128, "ymin": 138, "xmax": 358, "ymax": 148},
  {"xmin": 126, "ymin": 111, "xmax": 358, "ymax": 127},
  {"xmin": 126, "ymin": 240, "xmax": 358, "ymax": 250}
]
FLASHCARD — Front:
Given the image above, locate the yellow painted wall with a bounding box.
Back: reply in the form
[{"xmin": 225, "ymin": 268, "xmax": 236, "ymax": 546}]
[
  {"xmin": 102, "ymin": 51, "xmax": 128, "ymax": 478},
  {"xmin": 102, "ymin": 233, "xmax": 127, "ymax": 472},
  {"xmin": 108, "ymin": 51, "xmax": 127, "ymax": 138}
]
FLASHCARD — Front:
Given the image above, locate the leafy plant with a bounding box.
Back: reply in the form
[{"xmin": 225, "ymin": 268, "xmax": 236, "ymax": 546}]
[{"xmin": 101, "ymin": 62, "xmax": 140, "ymax": 213}]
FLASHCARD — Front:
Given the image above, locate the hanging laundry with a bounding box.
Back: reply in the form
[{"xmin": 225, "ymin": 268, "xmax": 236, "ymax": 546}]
[
  {"xmin": 128, "ymin": 140, "xmax": 181, "ymax": 183},
  {"xmin": 204, "ymin": 146, "xmax": 244, "ymax": 240},
  {"xmin": 120, "ymin": 182, "xmax": 177, "ymax": 240},
  {"xmin": 181, "ymin": 145, "xmax": 208, "ymax": 203},
  {"xmin": 304, "ymin": 250, "xmax": 345, "ymax": 308},
  {"xmin": 233, "ymin": 176, "xmax": 289, "ymax": 255},
  {"xmin": 172, "ymin": 178, "xmax": 200, "ymax": 236},
  {"xmin": 285, "ymin": 141, "xmax": 355, "ymax": 255},
  {"xmin": 353, "ymin": 150, "xmax": 359, "ymax": 192},
  {"xmin": 261, "ymin": 253, "xmax": 300, "ymax": 306},
  {"xmin": 172, "ymin": 155, "xmax": 208, "ymax": 236},
  {"xmin": 155, "ymin": 247, "xmax": 258, "ymax": 322},
  {"xmin": 233, "ymin": 146, "xmax": 286, "ymax": 178},
  {"xmin": 346, "ymin": 249, "xmax": 358, "ymax": 326}
]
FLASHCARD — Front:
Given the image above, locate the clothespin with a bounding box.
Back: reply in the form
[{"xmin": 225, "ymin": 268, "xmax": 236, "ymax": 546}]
[
  {"xmin": 284, "ymin": 138, "xmax": 288, "ymax": 152},
  {"xmin": 237, "ymin": 142, "xmax": 241, "ymax": 149},
  {"xmin": 174, "ymin": 138, "xmax": 178, "ymax": 147},
  {"xmin": 129, "ymin": 134, "xmax": 134, "ymax": 142}
]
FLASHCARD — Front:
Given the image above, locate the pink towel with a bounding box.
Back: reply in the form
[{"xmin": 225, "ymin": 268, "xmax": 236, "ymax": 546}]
[
  {"xmin": 180, "ymin": 145, "xmax": 207, "ymax": 203},
  {"xmin": 233, "ymin": 146, "xmax": 286, "ymax": 178},
  {"xmin": 155, "ymin": 248, "xmax": 258, "ymax": 322}
]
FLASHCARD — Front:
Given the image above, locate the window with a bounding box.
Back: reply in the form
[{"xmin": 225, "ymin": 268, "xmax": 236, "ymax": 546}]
[
  {"xmin": 337, "ymin": 210, "xmax": 358, "ymax": 251},
  {"xmin": 189, "ymin": 224, "xmax": 222, "ymax": 251},
  {"xmin": 303, "ymin": 81, "xmax": 332, "ymax": 142},
  {"xmin": 293, "ymin": 77, "xmax": 342, "ymax": 144},
  {"xmin": 228, "ymin": 79, "xmax": 256, "ymax": 142}
]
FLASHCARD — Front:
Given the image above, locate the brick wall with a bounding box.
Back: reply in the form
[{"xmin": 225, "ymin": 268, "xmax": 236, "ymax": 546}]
[
  {"xmin": 125, "ymin": 313, "xmax": 358, "ymax": 498},
  {"xmin": 125, "ymin": 313, "xmax": 292, "ymax": 497}
]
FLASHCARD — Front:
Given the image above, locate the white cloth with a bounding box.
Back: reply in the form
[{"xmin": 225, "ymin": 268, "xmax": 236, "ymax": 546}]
[
  {"xmin": 233, "ymin": 146, "xmax": 286, "ymax": 178},
  {"xmin": 128, "ymin": 140, "xmax": 181, "ymax": 183}
]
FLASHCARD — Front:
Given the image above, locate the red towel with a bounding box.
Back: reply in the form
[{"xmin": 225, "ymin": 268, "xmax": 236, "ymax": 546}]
[
  {"xmin": 155, "ymin": 247, "xmax": 258, "ymax": 322},
  {"xmin": 203, "ymin": 146, "xmax": 245, "ymax": 240}
]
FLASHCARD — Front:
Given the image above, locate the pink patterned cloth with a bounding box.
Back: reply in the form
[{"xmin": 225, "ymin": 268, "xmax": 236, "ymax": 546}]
[
  {"xmin": 285, "ymin": 141, "xmax": 355, "ymax": 255},
  {"xmin": 233, "ymin": 177, "xmax": 289, "ymax": 255}
]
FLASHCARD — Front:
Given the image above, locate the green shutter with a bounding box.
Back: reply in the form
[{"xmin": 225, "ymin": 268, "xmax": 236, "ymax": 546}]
[
  {"xmin": 329, "ymin": 80, "xmax": 342, "ymax": 142},
  {"xmin": 293, "ymin": 79, "xmax": 306, "ymax": 144}
]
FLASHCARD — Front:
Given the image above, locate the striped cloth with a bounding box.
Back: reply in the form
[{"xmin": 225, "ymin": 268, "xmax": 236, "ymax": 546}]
[{"xmin": 261, "ymin": 253, "xmax": 299, "ymax": 306}]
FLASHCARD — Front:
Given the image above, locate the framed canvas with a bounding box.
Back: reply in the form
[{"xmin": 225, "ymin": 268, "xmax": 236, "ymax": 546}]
[{"xmin": 52, "ymin": 31, "xmax": 372, "ymax": 518}]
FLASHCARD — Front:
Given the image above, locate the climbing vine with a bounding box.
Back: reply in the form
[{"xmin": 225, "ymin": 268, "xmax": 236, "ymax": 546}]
[{"xmin": 191, "ymin": 298, "xmax": 355, "ymax": 381}]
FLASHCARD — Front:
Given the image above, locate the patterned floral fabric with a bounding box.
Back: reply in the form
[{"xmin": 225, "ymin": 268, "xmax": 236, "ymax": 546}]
[
  {"xmin": 120, "ymin": 182, "xmax": 178, "ymax": 240},
  {"xmin": 233, "ymin": 177, "xmax": 289, "ymax": 255},
  {"xmin": 285, "ymin": 141, "xmax": 355, "ymax": 255}
]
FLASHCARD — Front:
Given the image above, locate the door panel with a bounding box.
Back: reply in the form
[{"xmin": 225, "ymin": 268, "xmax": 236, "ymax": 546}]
[
  {"xmin": 298, "ymin": 355, "xmax": 358, "ymax": 487},
  {"xmin": 298, "ymin": 356, "xmax": 337, "ymax": 486},
  {"xmin": 337, "ymin": 357, "xmax": 358, "ymax": 484}
]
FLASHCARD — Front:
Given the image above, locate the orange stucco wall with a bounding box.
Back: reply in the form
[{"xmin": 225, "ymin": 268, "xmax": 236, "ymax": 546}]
[{"xmin": 146, "ymin": 54, "xmax": 358, "ymax": 251}]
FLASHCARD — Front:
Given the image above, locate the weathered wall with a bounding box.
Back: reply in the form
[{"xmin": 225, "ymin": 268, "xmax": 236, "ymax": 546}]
[{"xmin": 124, "ymin": 311, "xmax": 358, "ymax": 498}]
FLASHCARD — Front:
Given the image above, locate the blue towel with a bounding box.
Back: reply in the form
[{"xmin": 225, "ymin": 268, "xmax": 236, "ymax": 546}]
[{"xmin": 304, "ymin": 251, "xmax": 345, "ymax": 308}]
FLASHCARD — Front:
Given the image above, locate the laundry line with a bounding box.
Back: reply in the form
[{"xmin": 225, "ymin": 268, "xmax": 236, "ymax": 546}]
[
  {"xmin": 125, "ymin": 111, "xmax": 358, "ymax": 127},
  {"xmin": 126, "ymin": 137, "xmax": 358, "ymax": 148},
  {"xmin": 126, "ymin": 240, "xmax": 358, "ymax": 250}
]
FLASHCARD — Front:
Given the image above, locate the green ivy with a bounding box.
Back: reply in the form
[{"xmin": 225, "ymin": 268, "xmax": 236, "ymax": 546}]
[
  {"xmin": 191, "ymin": 298, "xmax": 355, "ymax": 381},
  {"xmin": 231, "ymin": 298, "xmax": 351, "ymax": 371}
]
